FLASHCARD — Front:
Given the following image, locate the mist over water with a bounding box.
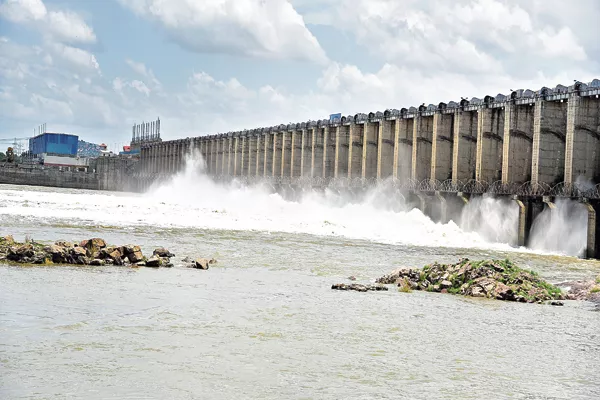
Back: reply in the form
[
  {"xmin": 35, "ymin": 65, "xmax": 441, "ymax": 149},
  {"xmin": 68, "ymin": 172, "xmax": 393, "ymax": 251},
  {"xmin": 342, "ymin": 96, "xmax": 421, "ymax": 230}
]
[
  {"xmin": 459, "ymin": 195, "xmax": 519, "ymax": 246},
  {"xmin": 529, "ymin": 200, "xmax": 588, "ymax": 257},
  {"xmin": 147, "ymin": 154, "xmax": 496, "ymax": 249}
]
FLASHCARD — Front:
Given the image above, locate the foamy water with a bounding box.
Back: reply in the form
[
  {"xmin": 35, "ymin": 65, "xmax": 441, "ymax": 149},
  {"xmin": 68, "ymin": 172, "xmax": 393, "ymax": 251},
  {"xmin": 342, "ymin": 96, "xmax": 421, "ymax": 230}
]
[{"xmin": 0, "ymin": 154, "xmax": 588, "ymax": 256}]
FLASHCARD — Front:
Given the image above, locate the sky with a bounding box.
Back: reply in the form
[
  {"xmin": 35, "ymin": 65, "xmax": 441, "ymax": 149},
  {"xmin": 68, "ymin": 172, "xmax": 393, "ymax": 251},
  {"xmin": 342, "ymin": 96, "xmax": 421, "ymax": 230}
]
[{"xmin": 0, "ymin": 0, "xmax": 599, "ymax": 150}]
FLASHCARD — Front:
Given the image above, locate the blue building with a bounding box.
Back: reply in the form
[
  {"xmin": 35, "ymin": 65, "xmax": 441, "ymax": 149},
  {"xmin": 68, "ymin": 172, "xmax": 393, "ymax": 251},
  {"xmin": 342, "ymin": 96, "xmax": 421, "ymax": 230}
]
[{"xmin": 29, "ymin": 133, "xmax": 78, "ymax": 156}]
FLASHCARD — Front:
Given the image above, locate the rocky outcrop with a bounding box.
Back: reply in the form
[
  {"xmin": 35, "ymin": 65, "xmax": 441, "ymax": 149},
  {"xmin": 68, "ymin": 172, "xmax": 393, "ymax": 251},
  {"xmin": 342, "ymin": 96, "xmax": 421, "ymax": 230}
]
[
  {"xmin": 146, "ymin": 253, "xmax": 174, "ymax": 268},
  {"xmin": 331, "ymin": 283, "xmax": 388, "ymax": 292},
  {"xmin": 376, "ymin": 258, "xmax": 566, "ymax": 303},
  {"xmin": 0, "ymin": 237, "xmax": 175, "ymax": 269},
  {"xmin": 556, "ymin": 279, "xmax": 600, "ymax": 303},
  {"xmin": 153, "ymin": 248, "xmax": 175, "ymax": 258},
  {"xmin": 187, "ymin": 258, "xmax": 217, "ymax": 270}
]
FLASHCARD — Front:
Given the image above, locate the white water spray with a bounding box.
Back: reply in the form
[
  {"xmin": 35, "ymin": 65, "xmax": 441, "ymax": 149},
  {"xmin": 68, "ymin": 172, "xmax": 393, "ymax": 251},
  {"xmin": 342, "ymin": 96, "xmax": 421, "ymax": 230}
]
[
  {"xmin": 0, "ymin": 152, "xmax": 586, "ymax": 255},
  {"xmin": 528, "ymin": 200, "xmax": 588, "ymax": 257},
  {"xmin": 143, "ymin": 152, "xmax": 513, "ymax": 250},
  {"xmin": 459, "ymin": 195, "xmax": 519, "ymax": 246}
]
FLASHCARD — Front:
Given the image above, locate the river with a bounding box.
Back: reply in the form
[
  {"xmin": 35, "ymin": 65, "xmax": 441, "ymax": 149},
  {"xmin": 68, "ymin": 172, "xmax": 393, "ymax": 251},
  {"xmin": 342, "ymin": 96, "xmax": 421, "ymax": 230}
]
[{"xmin": 1, "ymin": 161, "xmax": 600, "ymax": 399}]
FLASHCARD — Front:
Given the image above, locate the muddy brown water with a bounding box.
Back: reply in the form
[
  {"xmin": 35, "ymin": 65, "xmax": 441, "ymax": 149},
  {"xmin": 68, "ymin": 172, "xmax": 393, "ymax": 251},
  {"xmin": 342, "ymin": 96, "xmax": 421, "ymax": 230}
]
[{"xmin": 1, "ymin": 184, "xmax": 600, "ymax": 399}]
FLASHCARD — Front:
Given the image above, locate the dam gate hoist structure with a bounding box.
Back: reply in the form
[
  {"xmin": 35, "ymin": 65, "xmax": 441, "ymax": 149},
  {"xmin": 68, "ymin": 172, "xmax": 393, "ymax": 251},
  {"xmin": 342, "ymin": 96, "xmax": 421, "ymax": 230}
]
[{"xmin": 135, "ymin": 79, "xmax": 600, "ymax": 258}]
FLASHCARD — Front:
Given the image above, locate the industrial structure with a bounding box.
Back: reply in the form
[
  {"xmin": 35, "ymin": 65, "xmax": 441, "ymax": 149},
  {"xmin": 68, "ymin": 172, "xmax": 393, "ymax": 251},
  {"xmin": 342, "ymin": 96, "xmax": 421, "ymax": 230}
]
[
  {"xmin": 1, "ymin": 123, "xmax": 140, "ymax": 188},
  {"xmin": 130, "ymin": 117, "xmax": 161, "ymax": 154},
  {"xmin": 135, "ymin": 79, "xmax": 600, "ymax": 258}
]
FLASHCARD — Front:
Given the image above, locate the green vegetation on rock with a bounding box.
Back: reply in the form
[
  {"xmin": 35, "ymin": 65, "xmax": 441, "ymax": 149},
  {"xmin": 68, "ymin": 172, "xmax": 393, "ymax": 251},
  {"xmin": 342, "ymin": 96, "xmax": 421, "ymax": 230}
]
[{"xmin": 377, "ymin": 258, "xmax": 564, "ymax": 303}]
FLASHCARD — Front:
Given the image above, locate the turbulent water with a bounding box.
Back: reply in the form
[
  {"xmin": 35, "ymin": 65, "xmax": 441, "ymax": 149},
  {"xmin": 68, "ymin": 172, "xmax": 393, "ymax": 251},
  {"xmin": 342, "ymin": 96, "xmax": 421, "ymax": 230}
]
[{"xmin": 2, "ymin": 157, "xmax": 600, "ymax": 399}]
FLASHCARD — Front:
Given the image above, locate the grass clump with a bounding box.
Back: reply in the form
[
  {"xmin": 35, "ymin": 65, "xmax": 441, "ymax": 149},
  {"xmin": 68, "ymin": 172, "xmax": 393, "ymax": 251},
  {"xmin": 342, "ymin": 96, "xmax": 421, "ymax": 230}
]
[{"xmin": 397, "ymin": 277, "xmax": 413, "ymax": 293}]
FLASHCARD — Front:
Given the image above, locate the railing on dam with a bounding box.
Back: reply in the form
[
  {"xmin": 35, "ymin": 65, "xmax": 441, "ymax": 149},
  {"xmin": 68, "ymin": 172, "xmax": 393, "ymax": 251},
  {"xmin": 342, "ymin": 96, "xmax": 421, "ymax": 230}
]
[{"xmin": 133, "ymin": 173, "xmax": 600, "ymax": 200}]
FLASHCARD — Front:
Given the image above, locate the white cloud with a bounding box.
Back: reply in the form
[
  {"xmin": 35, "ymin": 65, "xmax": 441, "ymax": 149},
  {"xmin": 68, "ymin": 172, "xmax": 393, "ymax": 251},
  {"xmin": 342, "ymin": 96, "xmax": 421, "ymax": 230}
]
[
  {"xmin": 536, "ymin": 27, "xmax": 586, "ymax": 61},
  {"xmin": 0, "ymin": 0, "xmax": 96, "ymax": 44},
  {"xmin": 30, "ymin": 93, "xmax": 73, "ymax": 118},
  {"xmin": 306, "ymin": 0, "xmax": 593, "ymax": 80},
  {"xmin": 47, "ymin": 43, "xmax": 100, "ymax": 72},
  {"xmin": 126, "ymin": 59, "xmax": 161, "ymax": 89},
  {"xmin": 126, "ymin": 59, "xmax": 150, "ymax": 77},
  {"xmin": 130, "ymin": 80, "xmax": 150, "ymax": 96},
  {"xmin": 45, "ymin": 10, "xmax": 97, "ymax": 44},
  {"xmin": 118, "ymin": 0, "xmax": 327, "ymax": 63},
  {"xmin": 114, "ymin": 77, "xmax": 151, "ymax": 97},
  {"xmin": 1, "ymin": 0, "xmax": 598, "ymax": 145},
  {"xmin": 0, "ymin": 0, "xmax": 46, "ymax": 22},
  {"xmin": 1, "ymin": 0, "xmax": 100, "ymax": 76}
]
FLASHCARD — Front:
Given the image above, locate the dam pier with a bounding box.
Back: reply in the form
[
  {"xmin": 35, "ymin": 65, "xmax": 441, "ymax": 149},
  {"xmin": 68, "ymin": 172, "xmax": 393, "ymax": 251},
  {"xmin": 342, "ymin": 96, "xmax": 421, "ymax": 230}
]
[{"xmin": 135, "ymin": 80, "xmax": 600, "ymax": 257}]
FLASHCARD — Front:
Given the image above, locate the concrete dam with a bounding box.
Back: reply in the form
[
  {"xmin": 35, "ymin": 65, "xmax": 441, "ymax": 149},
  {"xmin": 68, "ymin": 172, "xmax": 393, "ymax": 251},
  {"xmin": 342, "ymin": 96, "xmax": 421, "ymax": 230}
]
[{"xmin": 136, "ymin": 80, "xmax": 600, "ymax": 257}]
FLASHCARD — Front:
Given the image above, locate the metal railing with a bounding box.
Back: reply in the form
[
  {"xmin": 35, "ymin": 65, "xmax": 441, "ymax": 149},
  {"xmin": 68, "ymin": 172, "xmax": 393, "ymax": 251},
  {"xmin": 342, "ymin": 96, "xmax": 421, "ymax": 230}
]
[{"xmin": 134, "ymin": 172, "xmax": 600, "ymax": 199}]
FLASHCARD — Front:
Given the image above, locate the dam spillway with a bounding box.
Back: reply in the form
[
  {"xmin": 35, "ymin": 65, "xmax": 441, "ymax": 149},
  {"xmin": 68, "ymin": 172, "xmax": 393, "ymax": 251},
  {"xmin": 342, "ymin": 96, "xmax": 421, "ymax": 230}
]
[{"xmin": 136, "ymin": 80, "xmax": 600, "ymax": 258}]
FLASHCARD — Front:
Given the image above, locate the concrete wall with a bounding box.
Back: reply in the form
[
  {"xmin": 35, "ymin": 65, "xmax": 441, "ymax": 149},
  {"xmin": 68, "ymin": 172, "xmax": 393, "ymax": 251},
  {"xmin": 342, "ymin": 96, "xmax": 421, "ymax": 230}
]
[
  {"xmin": 324, "ymin": 127, "xmax": 335, "ymax": 178},
  {"xmin": 301, "ymin": 129, "xmax": 312, "ymax": 178},
  {"xmin": 378, "ymin": 120, "xmax": 394, "ymax": 179},
  {"xmin": 247, "ymin": 137, "xmax": 256, "ymax": 176},
  {"xmin": 225, "ymin": 138, "xmax": 232, "ymax": 176},
  {"xmin": 363, "ymin": 122, "xmax": 378, "ymax": 179},
  {"xmin": 452, "ymin": 110, "xmax": 478, "ymax": 182},
  {"xmin": 291, "ymin": 131, "xmax": 302, "ymax": 177},
  {"xmin": 395, "ymin": 119, "xmax": 413, "ymax": 182},
  {"xmin": 241, "ymin": 137, "xmax": 250, "ymax": 176},
  {"xmin": 0, "ymin": 156, "xmax": 139, "ymax": 192},
  {"xmin": 412, "ymin": 115, "xmax": 434, "ymax": 181},
  {"xmin": 564, "ymin": 96, "xmax": 600, "ymax": 184},
  {"xmin": 431, "ymin": 113, "xmax": 454, "ymax": 181},
  {"xmin": 476, "ymin": 107, "xmax": 504, "ymax": 182},
  {"xmin": 0, "ymin": 166, "xmax": 100, "ymax": 190},
  {"xmin": 273, "ymin": 132, "xmax": 282, "ymax": 177},
  {"xmin": 256, "ymin": 136, "xmax": 264, "ymax": 176},
  {"xmin": 349, "ymin": 124, "xmax": 363, "ymax": 178},
  {"xmin": 502, "ymin": 103, "xmax": 535, "ymax": 184},
  {"xmin": 335, "ymin": 126, "xmax": 349, "ymax": 178},
  {"xmin": 281, "ymin": 132, "xmax": 291, "ymax": 177},
  {"xmin": 313, "ymin": 127, "xmax": 325, "ymax": 178},
  {"xmin": 234, "ymin": 137, "xmax": 242, "ymax": 176},
  {"xmin": 264, "ymin": 134, "xmax": 273, "ymax": 177}
]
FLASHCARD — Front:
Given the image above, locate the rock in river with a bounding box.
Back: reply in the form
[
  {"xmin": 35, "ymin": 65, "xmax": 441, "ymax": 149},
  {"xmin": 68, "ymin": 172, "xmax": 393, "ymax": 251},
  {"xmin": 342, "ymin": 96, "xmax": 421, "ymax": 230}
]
[
  {"xmin": 187, "ymin": 257, "xmax": 217, "ymax": 270},
  {"xmin": 146, "ymin": 255, "xmax": 173, "ymax": 268},
  {"xmin": 191, "ymin": 258, "xmax": 210, "ymax": 270},
  {"xmin": 331, "ymin": 283, "xmax": 388, "ymax": 292},
  {"xmin": 153, "ymin": 247, "xmax": 175, "ymax": 258},
  {"xmin": 376, "ymin": 258, "xmax": 565, "ymax": 303},
  {"xmin": 0, "ymin": 236, "xmax": 174, "ymax": 269}
]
